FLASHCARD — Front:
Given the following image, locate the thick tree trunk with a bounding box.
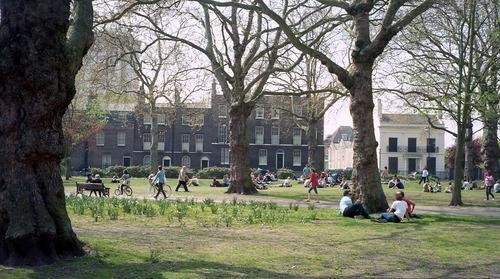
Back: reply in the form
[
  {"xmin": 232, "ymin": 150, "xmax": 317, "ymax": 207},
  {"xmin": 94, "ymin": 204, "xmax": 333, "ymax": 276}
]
[
  {"xmin": 64, "ymin": 137, "xmax": 72, "ymax": 180},
  {"xmin": 0, "ymin": 0, "xmax": 92, "ymax": 266},
  {"xmin": 149, "ymin": 107, "xmax": 159, "ymax": 171},
  {"xmin": 307, "ymin": 120, "xmax": 318, "ymax": 169},
  {"xmin": 226, "ymin": 105, "xmax": 257, "ymax": 194},
  {"xmin": 348, "ymin": 65, "xmax": 388, "ymax": 212},
  {"xmin": 451, "ymin": 130, "xmax": 465, "ymax": 206},
  {"xmin": 482, "ymin": 116, "xmax": 500, "ymax": 178}
]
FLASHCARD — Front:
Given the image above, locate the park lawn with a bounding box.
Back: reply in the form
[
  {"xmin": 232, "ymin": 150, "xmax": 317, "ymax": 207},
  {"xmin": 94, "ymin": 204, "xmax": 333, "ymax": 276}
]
[
  {"xmin": 3, "ymin": 197, "xmax": 500, "ymax": 279},
  {"xmin": 63, "ymin": 176, "xmax": 500, "ymax": 208}
]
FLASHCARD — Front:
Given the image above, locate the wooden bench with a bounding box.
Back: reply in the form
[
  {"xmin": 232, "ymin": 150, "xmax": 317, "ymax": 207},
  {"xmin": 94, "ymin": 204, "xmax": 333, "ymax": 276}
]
[{"xmin": 76, "ymin": 182, "xmax": 110, "ymax": 197}]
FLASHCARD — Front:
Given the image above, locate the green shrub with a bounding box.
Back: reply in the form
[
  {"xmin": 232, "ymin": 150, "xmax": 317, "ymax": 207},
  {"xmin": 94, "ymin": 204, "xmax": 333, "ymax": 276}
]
[
  {"xmin": 196, "ymin": 167, "xmax": 230, "ymax": 179},
  {"xmin": 107, "ymin": 166, "xmax": 127, "ymax": 177},
  {"xmin": 276, "ymin": 168, "xmax": 295, "ymax": 179},
  {"xmin": 164, "ymin": 166, "xmax": 194, "ymax": 178},
  {"xmin": 90, "ymin": 168, "xmax": 107, "ymax": 177},
  {"xmin": 126, "ymin": 166, "xmax": 150, "ymax": 178}
]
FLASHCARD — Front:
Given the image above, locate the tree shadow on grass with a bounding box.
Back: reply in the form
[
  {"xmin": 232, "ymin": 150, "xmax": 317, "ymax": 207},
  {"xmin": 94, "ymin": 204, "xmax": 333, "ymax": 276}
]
[{"xmin": 21, "ymin": 257, "xmax": 334, "ymax": 279}]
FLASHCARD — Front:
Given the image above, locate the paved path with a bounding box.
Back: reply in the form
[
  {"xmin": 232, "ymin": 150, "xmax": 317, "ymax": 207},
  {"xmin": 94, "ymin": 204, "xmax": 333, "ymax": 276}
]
[{"xmin": 137, "ymin": 192, "xmax": 500, "ymax": 217}]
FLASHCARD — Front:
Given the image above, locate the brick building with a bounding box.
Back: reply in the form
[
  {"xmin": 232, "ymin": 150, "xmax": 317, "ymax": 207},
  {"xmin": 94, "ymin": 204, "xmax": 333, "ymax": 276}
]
[{"xmin": 70, "ymin": 92, "xmax": 324, "ymax": 173}]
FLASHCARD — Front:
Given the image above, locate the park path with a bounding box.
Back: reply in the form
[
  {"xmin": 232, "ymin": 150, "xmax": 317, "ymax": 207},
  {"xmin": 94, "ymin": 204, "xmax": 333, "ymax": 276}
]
[{"xmin": 135, "ymin": 192, "xmax": 500, "ymax": 217}]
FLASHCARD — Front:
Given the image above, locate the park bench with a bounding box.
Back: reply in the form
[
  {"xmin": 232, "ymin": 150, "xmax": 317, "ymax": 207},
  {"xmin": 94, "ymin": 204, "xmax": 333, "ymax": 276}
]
[{"xmin": 76, "ymin": 182, "xmax": 110, "ymax": 197}]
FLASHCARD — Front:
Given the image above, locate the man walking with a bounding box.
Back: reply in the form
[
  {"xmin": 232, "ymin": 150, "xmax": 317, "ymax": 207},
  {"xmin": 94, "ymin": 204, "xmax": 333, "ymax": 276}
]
[
  {"xmin": 175, "ymin": 165, "xmax": 189, "ymax": 192},
  {"xmin": 154, "ymin": 166, "xmax": 167, "ymax": 200},
  {"xmin": 419, "ymin": 167, "xmax": 429, "ymax": 184}
]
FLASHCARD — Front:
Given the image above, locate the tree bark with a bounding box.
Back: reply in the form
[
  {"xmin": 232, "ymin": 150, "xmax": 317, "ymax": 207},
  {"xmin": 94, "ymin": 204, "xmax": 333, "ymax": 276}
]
[
  {"xmin": 307, "ymin": 120, "xmax": 318, "ymax": 169},
  {"xmin": 481, "ymin": 113, "xmax": 499, "ymax": 178},
  {"xmin": 64, "ymin": 137, "xmax": 72, "ymax": 180},
  {"xmin": 149, "ymin": 106, "xmax": 159, "ymax": 171},
  {"xmin": 464, "ymin": 121, "xmax": 474, "ymax": 180},
  {"xmin": 348, "ymin": 64, "xmax": 388, "ymax": 212},
  {"xmin": 226, "ymin": 105, "xmax": 257, "ymax": 194},
  {"xmin": 451, "ymin": 131, "xmax": 465, "ymax": 206},
  {"xmin": 0, "ymin": 0, "xmax": 92, "ymax": 266}
]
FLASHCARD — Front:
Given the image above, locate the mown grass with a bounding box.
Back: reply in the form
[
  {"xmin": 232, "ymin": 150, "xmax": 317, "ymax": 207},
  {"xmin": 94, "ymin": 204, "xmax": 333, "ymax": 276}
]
[
  {"xmin": 64, "ymin": 176, "xmax": 500, "ymax": 208},
  {"xmin": 3, "ymin": 196, "xmax": 499, "ymax": 278}
]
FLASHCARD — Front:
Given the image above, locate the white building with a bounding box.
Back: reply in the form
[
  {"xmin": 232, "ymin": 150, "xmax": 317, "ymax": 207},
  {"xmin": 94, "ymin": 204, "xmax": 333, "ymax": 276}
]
[
  {"xmin": 324, "ymin": 126, "xmax": 353, "ymax": 170},
  {"xmin": 374, "ymin": 99, "xmax": 446, "ymax": 178}
]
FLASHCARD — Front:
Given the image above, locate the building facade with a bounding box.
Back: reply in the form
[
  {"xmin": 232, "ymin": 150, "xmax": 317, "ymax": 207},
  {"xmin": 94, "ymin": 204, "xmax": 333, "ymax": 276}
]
[
  {"xmin": 70, "ymin": 94, "xmax": 324, "ymax": 173},
  {"xmin": 324, "ymin": 126, "xmax": 353, "ymax": 170},
  {"xmin": 374, "ymin": 100, "xmax": 446, "ymax": 178}
]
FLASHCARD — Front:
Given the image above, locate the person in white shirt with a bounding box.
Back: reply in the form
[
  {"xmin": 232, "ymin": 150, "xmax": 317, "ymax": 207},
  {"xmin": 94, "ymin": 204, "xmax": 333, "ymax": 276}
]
[
  {"xmin": 282, "ymin": 177, "xmax": 292, "ymax": 187},
  {"xmin": 419, "ymin": 167, "xmax": 429, "ymax": 184},
  {"xmin": 494, "ymin": 179, "xmax": 500, "ymax": 193},
  {"xmin": 372, "ymin": 192, "xmax": 408, "ymax": 223},
  {"xmin": 339, "ymin": 190, "xmax": 371, "ymax": 219}
]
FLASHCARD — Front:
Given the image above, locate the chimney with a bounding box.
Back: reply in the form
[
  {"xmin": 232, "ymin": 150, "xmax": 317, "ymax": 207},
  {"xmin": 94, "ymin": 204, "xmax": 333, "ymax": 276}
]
[{"xmin": 377, "ymin": 99, "xmax": 382, "ymax": 120}]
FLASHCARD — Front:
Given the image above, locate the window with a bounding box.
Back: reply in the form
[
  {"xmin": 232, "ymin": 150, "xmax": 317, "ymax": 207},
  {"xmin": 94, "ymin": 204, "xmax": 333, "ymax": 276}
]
[
  {"xmin": 192, "ymin": 115, "xmax": 204, "ymax": 126},
  {"xmin": 255, "ymin": 107, "xmax": 264, "ymax": 119},
  {"xmin": 427, "ymin": 138, "xmax": 436, "ymax": 153},
  {"xmin": 221, "ymin": 148, "xmax": 230, "ymax": 165},
  {"xmin": 162, "ymin": 156, "xmax": 172, "ymax": 167},
  {"xmin": 388, "ymin": 137, "xmax": 398, "ymax": 152},
  {"xmin": 102, "ymin": 154, "xmax": 111, "ymax": 169},
  {"xmin": 201, "ymin": 156, "xmax": 210, "ymax": 169},
  {"xmin": 218, "ymin": 124, "xmax": 227, "ymax": 143},
  {"xmin": 271, "ymin": 127, "xmax": 280, "ymax": 145},
  {"xmin": 293, "ymin": 128, "xmax": 302, "ymax": 145},
  {"xmin": 181, "ymin": 115, "xmax": 189, "ymax": 125},
  {"xmin": 96, "ymin": 132, "xmax": 105, "ymax": 146},
  {"xmin": 143, "ymin": 133, "xmax": 151, "ymax": 150},
  {"xmin": 408, "ymin": 138, "xmax": 417, "ymax": 152},
  {"xmin": 258, "ymin": 149, "xmax": 267, "ymax": 165},
  {"xmin": 271, "ymin": 108, "xmax": 280, "ymax": 119},
  {"xmin": 158, "ymin": 132, "xmax": 165, "ymax": 151},
  {"xmin": 181, "ymin": 134, "xmax": 190, "ymax": 152},
  {"xmin": 117, "ymin": 112, "xmax": 127, "ymax": 122},
  {"xmin": 117, "ymin": 132, "xmax": 126, "ymax": 146},
  {"xmin": 293, "ymin": 150, "xmax": 301, "ymax": 166},
  {"xmin": 341, "ymin": 134, "xmax": 348, "ymax": 141},
  {"xmin": 143, "ymin": 114, "xmax": 152, "ymax": 125},
  {"xmin": 255, "ymin": 126, "xmax": 264, "ymax": 144},
  {"xmin": 388, "ymin": 157, "xmax": 398, "ymax": 174},
  {"xmin": 123, "ymin": 156, "xmax": 131, "ymax": 167},
  {"xmin": 219, "ymin": 104, "xmax": 228, "ymax": 118},
  {"xmin": 181, "ymin": 156, "xmax": 191, "ymax": 168},
  {"xmin": 143, "ymin": 155, "xmax": 150, "ymax": 167},
  {"xmin": 157, "ymin": 114, "xmax": 165, "ymax": 125},
  {"xmin": 426, "ymin": 157, "xmax": 436, "ymax": 175},
  {"xmin": 195, "ymin": 134, "xmax": 203, "ymax": 152}
]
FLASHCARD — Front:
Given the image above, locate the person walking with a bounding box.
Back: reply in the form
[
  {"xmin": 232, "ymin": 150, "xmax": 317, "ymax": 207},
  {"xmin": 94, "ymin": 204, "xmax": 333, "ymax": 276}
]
[
  {"xmin": 419, "ymin": 167, "xmax": 429, "ymax": 184},
  {"xmin": 175, "ymin": 165, "xmax": 189, "ymax": 192},
  {"xmin": 484, "ymin": 171, "xmax": 495, "ymax": 201},
  {"xmin": 154, "ymin": 166, "xmax": 167, "ymax": 200},
  {"xmin": 306, "ymin": 168, "xmax": 320, "ymax": 203}
]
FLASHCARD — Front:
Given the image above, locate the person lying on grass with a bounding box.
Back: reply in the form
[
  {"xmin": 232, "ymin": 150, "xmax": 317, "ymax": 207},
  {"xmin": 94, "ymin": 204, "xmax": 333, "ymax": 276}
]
[
  {"xmin": 339, "ymin": 190, "xmax": 371, "ymax": 219},
  {"xmin": 371, "ymin": 192, "xmax": 408, "ymax": 223}
]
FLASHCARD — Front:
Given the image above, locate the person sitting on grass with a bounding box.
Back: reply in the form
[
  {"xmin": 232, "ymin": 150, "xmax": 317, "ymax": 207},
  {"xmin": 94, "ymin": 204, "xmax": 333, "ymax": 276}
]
[
  {"xmin": 222, "ymin": 175, "xmax": 230, "ymax": 187},
  {"xmin": 339, "ymin": 176, "xmax": 349, "ymax": 189},
  {"xmin": 423, "ymin": 181, "xmax": 432, "ymax": 192},
  {"xmin": 432, "ymin": 180, "xmax": 442, "ymax": 192},
  {"xmin": 210, "ymin": 178, "xmax": 222, "ymax": 187},
  {"xmin": 371, "ymin": 192, "xmax": 408, "ymax": 223},
  {"xmin": 281, "ymin": 177, "xmax": 292, "ymax": 187},
  {"xmin": 388, "ymin": 175, "xmax": 404, "ymax": 189},
  {"xmin": 339, "ymin": 190, "xmax": 371, "ymax": 219},
  {"xmin": 399, "ymin": 191, "xmax": 415, "ymax": 218},
  {"xmin": 190, "ymin": 176, "xmax": 200, "ymax": 186},
  {"xmin": 445, "ymin": 182, "xmax": 453, "ymax": 193},
  {"xmin": 494, "ymin": 179, "xmax": 500, "ymax": 194}
]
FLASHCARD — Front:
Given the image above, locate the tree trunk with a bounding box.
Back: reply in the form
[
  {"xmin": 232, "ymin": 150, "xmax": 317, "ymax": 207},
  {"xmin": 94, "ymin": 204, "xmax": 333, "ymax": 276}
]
[
  {"xmin": 482, "ymin": 115, "xmax": 500, "ymax": 178},
  {"xmin": 464, "ymin": 120, "xmax": 474, "ymax": 180},
  {"xmin": 226, "ymin": 105, "xmax": 257, "ymax": 194},
  {"xmin": 0, "ymin": 0, "xmax": 92, "ymax": 266},
  {"xmin": 348, "ymin": 64, "xmax": 388, "ymax": 212},
  {"xmin": 64, "ymin": 137, "xmax": 72, "ymax": 180},
  {"xmin": 149, "ymin": 107, "xmax": 159, "ymax": 172},
  {"xmin": 307, "ymin": 120, "xmax": 318, "ymax": 169},
  {"xmin": 451, "ymin": 130, "xmax": 465, "ymax": 206}
]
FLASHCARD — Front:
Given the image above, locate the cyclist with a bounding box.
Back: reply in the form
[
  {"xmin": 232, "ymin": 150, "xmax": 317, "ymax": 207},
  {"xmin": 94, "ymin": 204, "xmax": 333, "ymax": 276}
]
[
  {"xmin": 153, "ymin": 165, "xmax": 167, "ymax": 200},
  {"xmin": 120, "ymin": 170, "xmax": 131, "ymax": 194}
]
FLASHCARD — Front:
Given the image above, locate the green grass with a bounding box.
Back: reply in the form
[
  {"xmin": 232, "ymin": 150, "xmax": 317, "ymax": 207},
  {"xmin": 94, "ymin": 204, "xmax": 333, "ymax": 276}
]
[
  {"xmin": 63, "ymin": 176, "xmax": 500, "ymax": 208},
  {"xmin": 3, "ymin": 197, "xmax": 500, "ymax": 278}
]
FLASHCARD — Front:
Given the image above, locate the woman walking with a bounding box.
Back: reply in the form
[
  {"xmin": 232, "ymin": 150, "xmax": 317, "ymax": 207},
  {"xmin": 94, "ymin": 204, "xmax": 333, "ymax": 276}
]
[
  {"xmin": 306, "ymin": 168, "xmax": 320, "ymax": 203},
  {"xmin": 484, "ymin": 171, "xmax": 495, "ymax": 201},
  {"xmin": 175, "ymin": 166, "xmax": 190, "ymax": 192}
]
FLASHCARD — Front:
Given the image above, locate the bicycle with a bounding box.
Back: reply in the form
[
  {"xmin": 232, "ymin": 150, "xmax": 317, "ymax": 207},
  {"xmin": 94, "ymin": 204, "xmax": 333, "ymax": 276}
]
[
  {"xmin": 151, "ymin": 182, "xmax": 172, "ymax": 200},
  {"xmin": 115, "ymin": 181, "xmax": 133, "ymax": 196}
]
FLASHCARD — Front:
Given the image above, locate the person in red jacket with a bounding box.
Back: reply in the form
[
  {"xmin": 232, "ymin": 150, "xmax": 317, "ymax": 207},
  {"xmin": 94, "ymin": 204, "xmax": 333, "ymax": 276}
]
[{"xmin": 306, "ymin": 168, "xmax": 320, "ymax": 203}]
